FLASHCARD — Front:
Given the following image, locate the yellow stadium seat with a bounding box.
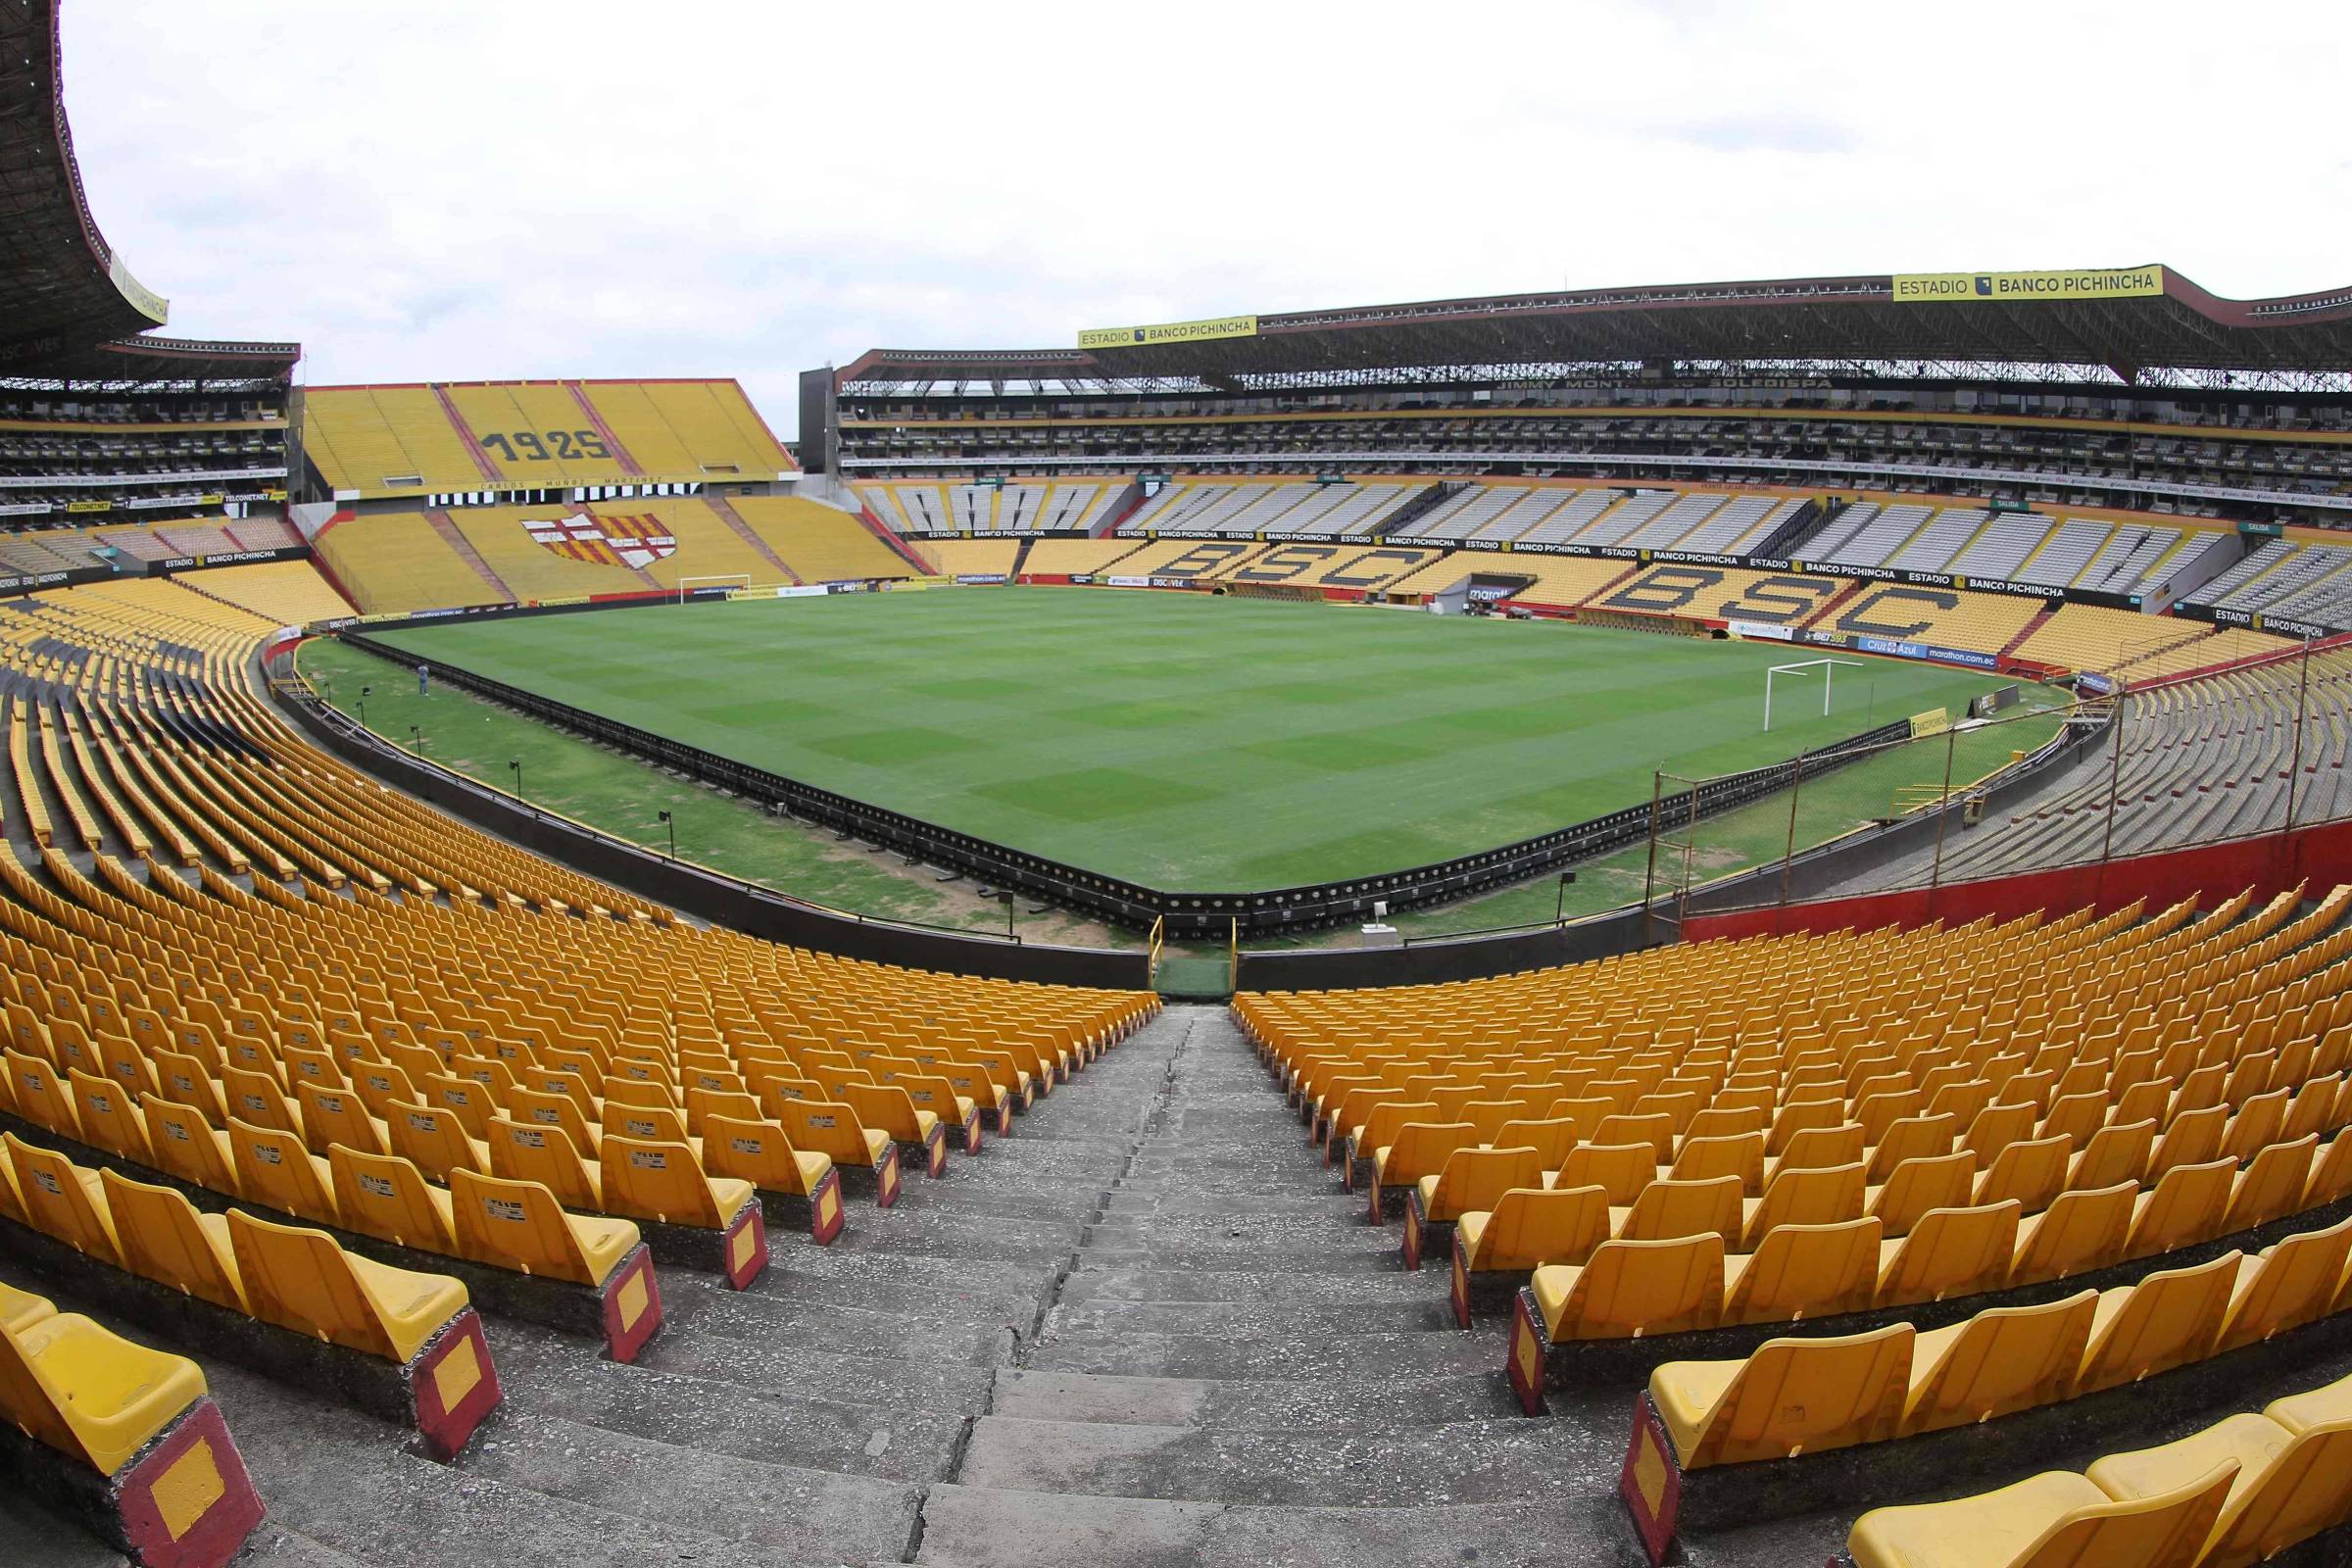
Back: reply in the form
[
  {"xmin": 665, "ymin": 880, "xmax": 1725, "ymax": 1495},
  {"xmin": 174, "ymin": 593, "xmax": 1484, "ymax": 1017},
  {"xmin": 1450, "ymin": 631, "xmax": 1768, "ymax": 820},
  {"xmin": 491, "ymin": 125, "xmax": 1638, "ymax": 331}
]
[
  {"xmin": 387, "ymin": 1099, "xmax": 490, "ymax": 1183},
  {"xmin": 1847, "ymin": 1463, "xmax": 2235, "ymax": 1568},
  {"xmin": 1649, "ymin": 1323, "xmax": 1912, "ymax": 1468},
  {"xmin": 2010, "ymin": 1181, "xmax": 2136, "ymax": 1285},
  {"xmin": 1457, "ymin": 1184, "xmax": 1612, "ymax": 1273},
  {"xmin": 1973, "ymin": 1135, "xmax": 2073, "ymax": 1214},
  {"xmin": 2127, "ymin": 1157, "xmax": 2236, "ymax": 1259},
  {"xmin": 1613, "ymin": 1174, "xmax": 1743, "ymax": 1249},
  {"xmin": 226, "ymin": 1116, "xmax": 340, "ymax": 1226},
  {"xmin": 2215, "ymin": 1216, "xmax": 2352, "ymax": 1352},
  {"xmin": 1724, "ymin": 1216, "xmax": 1882, "ymax": 1325},
  {"xmin": 2088, "ymin": 1406, "xmax": 2352, "ymax": 1568},
  {"xmin": 1877, "ymin": 1200, "xmax": 2018, "ymax": 1306},
  {"xmin": 599, "ymin": 1133, "xmax": 756, "ymax": 1231},
  {"xmin": 0, "ymin": 1278, "xmax": 53, "ymax": 1335},
  {"xmin": 2068, "ymin": 1119, "xmax": 2155, "ymax": 1191},
  {"xmin": 1740, "ymin": 1160, "xmax": 1865, "ymax": 1249},
  {"xmin": 1531, "ymin": 1234, "xmax": 1725, "ymax": 1341},
  {"xmin": 224, "ymin": 1207, "xmax": 466, "ymax": 1363},
  {"xmin": 140, "ymin": 1093, "xmax": 240, "ymax": 1194},
  {"xmin": 1369, "ymin": 1120, "xmax": 1480, "ymax": 1218},
  {"xmin": 701, "ymin": 1113, "xmax": 831, "ymax": 1199},
  {"xmin": 0, "ymin": 1308, "xmax": 211, "ymax": 1476},
  {"xmin": 1866, "ymin": 1151, "xmax": 1979, "ymax": 1238},
  {"xmin": 1667, "ymin": 1130, "xmax": 1764, "ymax": 1193},
  {"xmin": 2075, "ymin": 1251, "xmax": 2239, "ymax": 1396},
  {"xmin": 2222, "ymin": 1134, "xmax": 2316, "ymax": 1233},
  {"xmin": 449, "ymin": 1167, "xmax": 637, "ymax": 1287},
  {"xmin": 1417, "ymin": 1146, "xmax": 1546, "ymax": 1225},
  {"xmin": 99, "ymin": 1168, "xmax": 247, "ymax": 1313},
  {"xmin": 6, "ymin": 1131, "xmax": 123, "ymax": 1267},
  {"xmin": 65, "ymin": 1069, "xmax": 151, "ymax": 1163},
  {"xmin": 1899, "ymin": 1291, "xmax": 2097, "ymax": 1437},
  {"xmin": 485, "ymin": 1115, "xmax": 602, "ymax": 1210},
  {"xmin": 328, "ymin": 1146, "xmax": 459, "ymax": 1253},
  {"xmin": 1555, "ymin": 1142, "xmax": 1660, "ymax": 1206}
]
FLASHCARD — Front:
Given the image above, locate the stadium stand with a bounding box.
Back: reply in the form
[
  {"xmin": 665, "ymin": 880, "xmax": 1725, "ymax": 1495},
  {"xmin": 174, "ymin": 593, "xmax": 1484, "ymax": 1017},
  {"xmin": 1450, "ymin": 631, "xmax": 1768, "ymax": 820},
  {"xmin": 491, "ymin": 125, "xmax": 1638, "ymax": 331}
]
[
  {"xmin": 730, "ymin": 495, "xmax": 916, "ymax": 582},
  {"xmin": 302, "ymin": 379, "xmax": 794, "ymax": 500}
]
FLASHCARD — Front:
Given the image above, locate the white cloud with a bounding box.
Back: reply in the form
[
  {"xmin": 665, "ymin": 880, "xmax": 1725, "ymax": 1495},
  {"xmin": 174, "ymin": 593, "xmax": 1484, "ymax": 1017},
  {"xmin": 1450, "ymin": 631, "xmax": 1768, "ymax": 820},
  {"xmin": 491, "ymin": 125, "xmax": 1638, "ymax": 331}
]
[{"xmin": 60, "ymin": 0, "xmax": 2352, "ymax": 432}]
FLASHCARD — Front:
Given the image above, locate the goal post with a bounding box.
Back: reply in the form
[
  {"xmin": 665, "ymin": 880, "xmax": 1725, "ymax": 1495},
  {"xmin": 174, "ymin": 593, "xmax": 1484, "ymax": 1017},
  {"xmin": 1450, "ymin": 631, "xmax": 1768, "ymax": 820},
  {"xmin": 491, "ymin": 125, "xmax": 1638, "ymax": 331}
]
[
  {"xmin": 677, "ymin": 572, "xmax": 752, "ymax": 604},
  {"xmin": 1763, "ymin": 658, "xmax": 1864, "ymax": 733}
]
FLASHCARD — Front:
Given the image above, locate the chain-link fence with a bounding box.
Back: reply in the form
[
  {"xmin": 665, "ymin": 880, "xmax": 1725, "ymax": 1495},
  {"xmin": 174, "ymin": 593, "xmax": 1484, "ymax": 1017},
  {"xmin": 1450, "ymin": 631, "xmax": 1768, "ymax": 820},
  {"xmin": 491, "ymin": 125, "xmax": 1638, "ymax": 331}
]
[{"xmin": 1653, "ymin": 637, "xmax": 2352, "ymax": 922}]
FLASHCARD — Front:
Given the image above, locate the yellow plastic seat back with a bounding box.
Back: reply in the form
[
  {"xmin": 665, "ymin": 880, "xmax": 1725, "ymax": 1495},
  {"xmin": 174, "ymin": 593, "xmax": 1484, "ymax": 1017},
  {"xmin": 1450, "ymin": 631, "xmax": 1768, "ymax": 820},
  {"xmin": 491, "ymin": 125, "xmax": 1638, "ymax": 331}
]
[
  {"xmin": 5, "ymin": 1133, "xmax": 122, "ymax": 1268},
  {"xmin": 1493, "ymin": 1116, "xmax": 1581, "ymax": 1168},
  {"xmin": 328, "ymin": 1146, "xmax": 457, "ymax": 1253},
  {"xmin": 1556, "ymin": 1142, "xmax": 1659, "ymax": 1206},
  {"xmin": 1901, "ymin": 1290, "xmax": 2097, "ymax": 1437},
  {"xmin": 2069, "ymin": 1120, "xmax": 2154, "ymax": 1194},
  {"xmin": 139, "ymin": 1093, "xmax": 239, "ymax": 1194},
  {"xmin": 1868, "ymin": 1151, "xmax": 1978, "ymax": 1237},
  {"xmin": 386, "ymin": 1100, "xmax": 486, "ymax": 1182},
  {"xmin": 1653, "ymin": 1323, "xmax": 1912, "ymax": 1469},
  {"xmin": 296, "ymin": 1081, "xmax": 387, "ymax": 1157},
  {"xmin": 486, "ymin": 1116, "xmax": 601, "ymax": 1211},
  {"xmin": 2128, "ymin": 1157, "xmax": 2235, "ymax": 1258},
  {"xmin": 703, "ymin": 1113, "xmax": 826, "ymax": 1196},
  {"xmin": 225, "ymin": 1207, "xmax": 466, "ymax": 1364},
  {"xmin": 1467, "ymin": 1184, "xmax": 1612, "ymax": 1272},
  {"xmin": 1544, "ymin": 1233, "xmax": 1725, "ymax": 1340},
  {"xmin": 2077, "ymin": 1251, "xmax": 2239, "ymax": 1396},
  {"xmin": 2219, "ymin": 1216, "xmax": 2352, "ymax": 1352},
  {"xmin": 1616, "ymin": 1174, "xmax": 1742, "ymax": 1248},
  {"xmin": 2014, "ymin": 1465, "xmax": 2238, "ymax": 1568},
  {"xmin": 2013, "ymin": 1181, "xmax": 2136, "ymax": 1285},
  {"xmin": 4, "ymin": 1049, "xmax": 80, "ymax": 1140},
  {"xmin": 99, "ymin": 1169, "xmax": 246, "ymax": 1313},
  {"xmin": 1746, "ymin": 1159, "xmax": 1866, "ymax": 1246},
  {"xmin": 1879, "ymin": 1200, "xmax": 2019, "ymax": 1306},
  {"xmin": 450, "ymin": 1167, "xmax": 634, "ymax": 1287},
  {"xmin": 65, "ymin": 1069, "xmax": 151, "ymax": 1163},
  {"xmin": 1726, "ymin": 1216, "xmax": 1881, "ymax": 1325},
  {"xmin": 2090, "ymin": 1409, "xmax": 2352, "ymax": 1568},
  {"xmin": 2224, "ymin": 1135, "xmax": 2316, "ymax": 1233},
  {"xmin": 772, "ymin": 1099, "xmax": 886, "ymax": 1168},
  {"xmin": 1975, "ymin": 1134, "xmax": 2073, "ymax": 1213},
  {"xmin": 601, "ymin": 1133, "xmax": 751, "ymax": 1229},
  {"xmin": 227, "ymin": 1116, "xmax": 339, "ymax": 1226}
]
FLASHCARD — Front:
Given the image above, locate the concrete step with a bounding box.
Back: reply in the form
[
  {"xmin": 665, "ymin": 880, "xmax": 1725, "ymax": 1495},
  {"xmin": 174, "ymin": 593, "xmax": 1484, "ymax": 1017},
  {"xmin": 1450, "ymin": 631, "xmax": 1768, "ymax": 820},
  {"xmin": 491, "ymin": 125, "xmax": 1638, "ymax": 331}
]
[
  {"xmin": 1043, "ymin": 1292, "xmax": 1453, "ymax": 1341},
  {"xmin": 221, "ymin": 1525, "xmax": 377, "ymax": 1568},
  {"xmin": 1058, "ymin": 1262, "xmax": 1445, "ymax": 1306},
  {"xmin": 955, "ymin": 1413, "xmax": 1626, "ymax": 1505},
  {"xmin": 1025, "ymin": 1322, "xmax": 1503, "ymax": 1381},
  {"xmin": 670, "ymin": 1281, "xmax": 1012, "ymax": 1367},
  {"xmin": 990, "ymin": 1369, "xmax": 1524, "ymax": 1431},
  {"xmin": 912, "ymin": 1485, "xmax": 1641, "ymax": 1568},
  {"xmin": 638, "ymin": 1318, "xmax": 999, "ymax": 1411},
  {"xmin": 456, "ymin": 1409, "xmax": 921, "ymax": 1563},
  {"xmin": 483, "ymin": 1332, "xmax": 967, "ymax": 1483}
]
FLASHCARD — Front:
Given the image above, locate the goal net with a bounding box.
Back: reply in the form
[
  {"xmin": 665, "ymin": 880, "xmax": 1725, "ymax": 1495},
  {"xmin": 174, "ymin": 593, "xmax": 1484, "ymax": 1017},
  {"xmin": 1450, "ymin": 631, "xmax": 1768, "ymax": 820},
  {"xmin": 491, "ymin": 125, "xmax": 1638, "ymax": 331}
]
[{"xmin": 1762, "ymin": 658, "xmax": 1865, "ymax": 733}]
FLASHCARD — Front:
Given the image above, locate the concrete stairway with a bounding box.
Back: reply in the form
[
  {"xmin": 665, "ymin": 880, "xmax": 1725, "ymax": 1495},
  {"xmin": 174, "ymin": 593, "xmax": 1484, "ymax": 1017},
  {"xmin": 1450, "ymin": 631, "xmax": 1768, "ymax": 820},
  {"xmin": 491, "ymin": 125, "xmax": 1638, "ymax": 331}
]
[{"xmin": 6, "ymin": 1007, "xmax": 1880, "ymax": 1565}]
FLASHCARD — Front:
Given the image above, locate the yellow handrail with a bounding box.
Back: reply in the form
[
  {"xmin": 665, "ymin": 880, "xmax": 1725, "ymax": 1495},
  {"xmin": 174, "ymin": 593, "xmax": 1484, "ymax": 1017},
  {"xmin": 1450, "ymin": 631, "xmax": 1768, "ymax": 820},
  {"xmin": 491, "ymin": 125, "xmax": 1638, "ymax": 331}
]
[{"xmin": 1147, "ymin": 915, "xmax": 1165, "ymax": 986}]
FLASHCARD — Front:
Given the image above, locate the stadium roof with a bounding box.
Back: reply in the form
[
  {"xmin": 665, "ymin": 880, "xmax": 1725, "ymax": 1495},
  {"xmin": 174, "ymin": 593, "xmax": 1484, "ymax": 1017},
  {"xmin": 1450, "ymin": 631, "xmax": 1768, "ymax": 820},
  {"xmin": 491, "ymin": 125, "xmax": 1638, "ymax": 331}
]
[
  {"xmin": 0, "ymin": 0, "xmax": 171, "ymax": 363},
  {"xmin": 0, "ymin": 1, "xmax": 295, "ymax": 383},
  {"xmin": 837, "ymin": 267, "xmax": 2352, "ymax": 393}
]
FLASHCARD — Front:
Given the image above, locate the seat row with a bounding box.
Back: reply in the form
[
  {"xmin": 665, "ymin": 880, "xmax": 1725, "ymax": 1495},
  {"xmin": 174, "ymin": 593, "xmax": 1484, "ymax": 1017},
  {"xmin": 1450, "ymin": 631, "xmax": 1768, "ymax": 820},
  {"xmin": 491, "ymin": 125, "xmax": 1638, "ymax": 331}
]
[
  {"xmin": 1842, "ymin": 1366, "xmax": 2352, "ymax": 1568},
  {"xmin": 0, "ymin": 1131, "xmax": 500, "ymax": 1454}
]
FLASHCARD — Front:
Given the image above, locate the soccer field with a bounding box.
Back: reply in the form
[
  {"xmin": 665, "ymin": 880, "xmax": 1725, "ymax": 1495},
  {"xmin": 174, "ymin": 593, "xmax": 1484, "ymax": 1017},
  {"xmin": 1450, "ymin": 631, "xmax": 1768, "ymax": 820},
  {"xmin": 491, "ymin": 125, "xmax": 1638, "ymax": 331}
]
[{"xmin": 370, "ymin": 587, "xmax": 2014, "ymax": 891}]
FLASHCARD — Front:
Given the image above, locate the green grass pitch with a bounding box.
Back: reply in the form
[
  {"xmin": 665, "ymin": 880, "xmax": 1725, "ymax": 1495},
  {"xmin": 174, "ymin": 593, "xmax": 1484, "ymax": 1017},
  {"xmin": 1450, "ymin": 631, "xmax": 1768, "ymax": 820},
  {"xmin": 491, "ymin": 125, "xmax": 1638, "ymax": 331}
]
[{"xmin": 369, "ymin": 586, "xmax": 2014, "ymax": 892}]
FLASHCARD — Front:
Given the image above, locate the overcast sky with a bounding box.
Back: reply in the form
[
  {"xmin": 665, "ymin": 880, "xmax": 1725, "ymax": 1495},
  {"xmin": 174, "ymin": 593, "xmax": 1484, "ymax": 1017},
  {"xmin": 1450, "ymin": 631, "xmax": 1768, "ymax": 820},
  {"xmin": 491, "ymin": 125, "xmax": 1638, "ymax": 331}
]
[{"xmin": 61, "ymin": 1, "xmax": 2351, "ymax": 433}]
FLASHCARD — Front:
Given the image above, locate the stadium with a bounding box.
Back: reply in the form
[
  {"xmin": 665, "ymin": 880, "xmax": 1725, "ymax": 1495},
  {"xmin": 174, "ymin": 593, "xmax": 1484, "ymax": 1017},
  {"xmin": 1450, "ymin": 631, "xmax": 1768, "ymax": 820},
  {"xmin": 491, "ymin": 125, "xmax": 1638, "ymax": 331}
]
[{"xmin": 5, "ymin": 4, "xmax": 2352, "ymax": 1566}]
